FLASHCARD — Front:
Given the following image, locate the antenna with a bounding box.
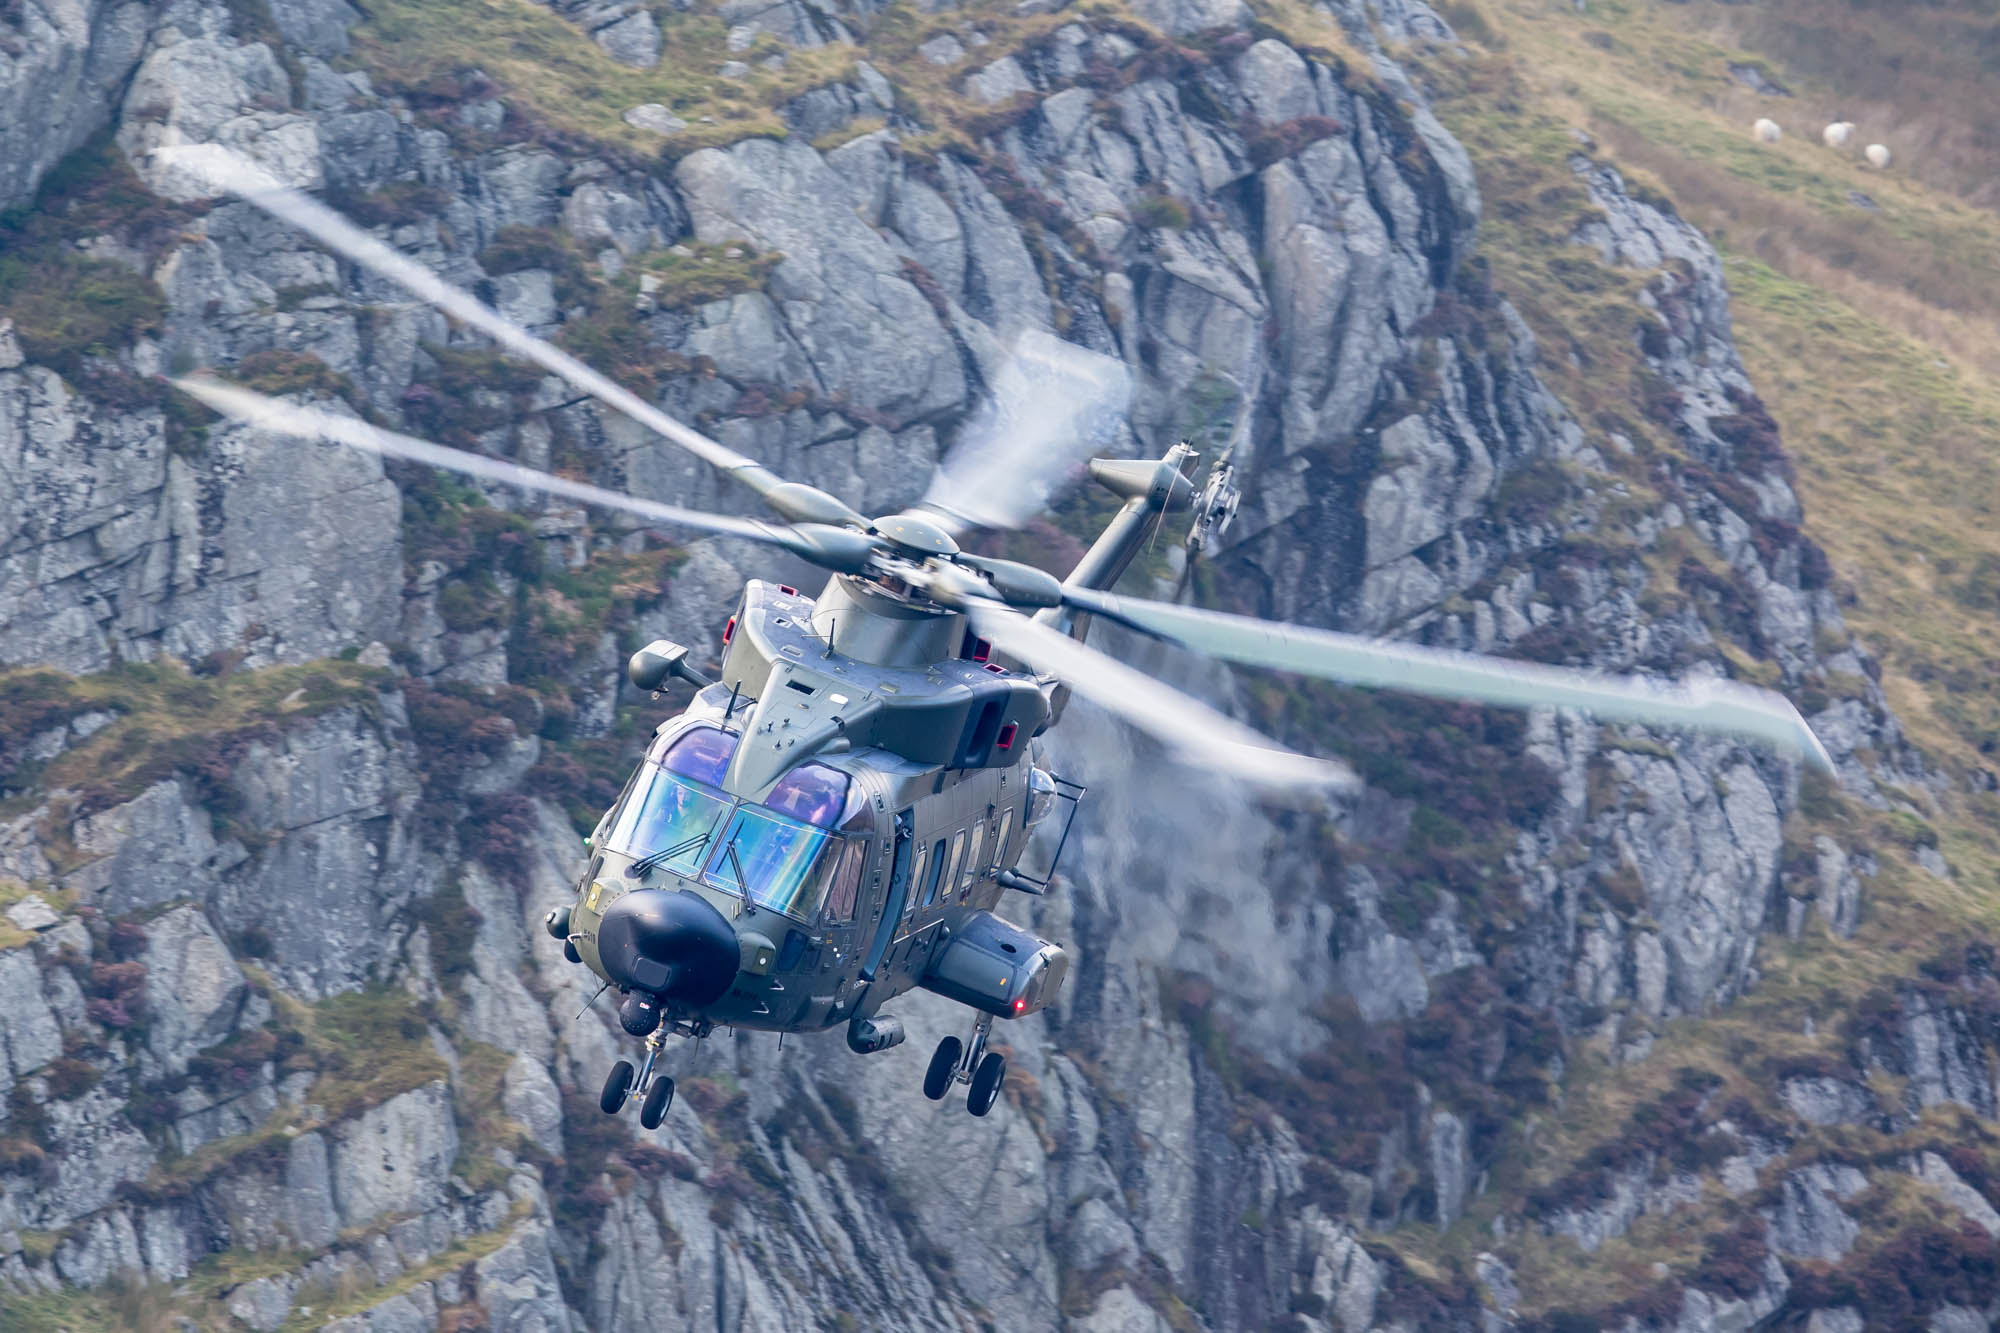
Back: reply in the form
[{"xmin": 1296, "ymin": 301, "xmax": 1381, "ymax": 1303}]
[{"xmin": 723, "ymin": 680, "xmax": 743, "ymax": 726}]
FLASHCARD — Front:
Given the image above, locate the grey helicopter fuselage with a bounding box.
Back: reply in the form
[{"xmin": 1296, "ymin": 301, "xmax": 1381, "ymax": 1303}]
[{"xmin": 565, "ymin": 574, "xmax": 1069, "ymax": 1042}]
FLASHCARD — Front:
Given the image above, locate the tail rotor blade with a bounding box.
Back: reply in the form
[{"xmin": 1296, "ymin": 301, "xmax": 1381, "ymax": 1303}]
[
  {"xmin": 1060, "ymin": 589, "xmax": 1836, "ymax": 771},
  {"xmin": 922, "ymin": 330, "xmax": 1132, "ymax": 535},
  {"xmin": 157, "ymin": 144, "xmax": 798, "ymax": 509},
  {"xmin": 964, "ymin": 602, "xmax": 1357, "ymax": 792},
  {"xmin": 175, "ymin": 376, "xmax": 798, "ymax": 549}
]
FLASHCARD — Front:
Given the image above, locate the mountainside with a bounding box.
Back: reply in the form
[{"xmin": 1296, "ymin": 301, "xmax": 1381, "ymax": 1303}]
[{"xmin": 0, "ymin": 0, "xmax": 1995, "ymax": 1329}]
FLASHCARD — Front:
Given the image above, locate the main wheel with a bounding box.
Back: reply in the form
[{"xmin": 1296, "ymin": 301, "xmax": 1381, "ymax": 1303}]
[
  {"xmin": 923, "ymin": 1036, "xmax": 962, "ymax": 1101},
  {"xmin": 600, "ymin": 1060, "xmax": 635, "ymax": 1115},
  {"xmin": 967, "ymin": 1051, "xmax": 1007, "ymax": 1117},
  {"xmin": 640, "ymin": 1075, "xmax": 675, "ymax": 1130}
]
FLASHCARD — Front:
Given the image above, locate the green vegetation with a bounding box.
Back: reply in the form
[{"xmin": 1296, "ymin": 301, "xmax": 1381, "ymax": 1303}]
[
  {"xmin": 348, "ymin": 0, "xmax": 855, "ymax": 158},
  {"xmin": 1359, "ymin": 0, "xmax": 2000, "ymax": 1317},
  {"xmin": 0, "ymin": 658, "xmax": 387, "ymax": 831}
]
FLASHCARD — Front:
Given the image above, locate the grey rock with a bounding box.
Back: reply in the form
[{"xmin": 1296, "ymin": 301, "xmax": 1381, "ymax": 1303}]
[
  {"xmin": 501, "ymin": 1055, "xmax": 566, "ymax": 1159},
  {"xmin": 0, "ymin": 372, "xmax": 403, "ymax": 677},
  {"xmin": 1806, "ymin": 1310, "xmax": 1864, "ymax": 1333},
  {"xmin": 227, "ymin": 1274, "xmax": 299, "ymax": 1332},
  {"xmin": 1780, "ymin": 1076, "xmax": 1873, "ymax": 1127},
  {"xmin": 1430, "ymin": 1110, "xmax": 1469, "ymax": 1228},
  {"xmin": 473, "ymin": 1219, "xmax": 571, "ymax": 1332},
  {"xmin": 0, "ymin": 0, "xmax": 153, "ymax": 210},
  {"xmin": 622, "ymin": 103, "xmax": 687, "ymax": 135},
  {"xmin": 1911, "ymin": 1150, "xmax": 2000, "ymax": 1237},
  {"xmin": 964, "ymin": 54, "xmax": 1031, "ymax": 104},
  {"xmin": 1765, "ymin": 1163, "xmax": 1865, "ymax": 1262},
  {"xmin": 3, "ymin": 895, "xmax": 59, "ymax": 933},
  {"xmin": 675, "ymin": 137, "xmax": 966, "ymax": 424},
  {"xmin": 920, "ymin": 33, "xmax": 965, "ymax": 64},
  {"xmin": 0, "ymin": 948, "xmax": 62, "ymax": 1086},
  {"xmin": 267, "ymin": 0, "xmax": 363, "ymax": 58},
  {"xmin": 118, "ymin": 37, "xmax": 323, "ymax": 201},
  {"xmin": 330, "ymin": 1081, "xmax": 461, "ymax": 1230},
  {"xmin": 140, "ymin": 905, "xmax": 248, "ymax": 1073},
  {"xmin": 1929, "ymin": 1308, "xmax": 1988, "ymax": 1333},
  {"xmin": 593, "ymin": 7, "xmax": 661, "ymax": 66},
  {"xmin": 283, "ymin": 1131, "xmax": 341, "ymax": 1249}
]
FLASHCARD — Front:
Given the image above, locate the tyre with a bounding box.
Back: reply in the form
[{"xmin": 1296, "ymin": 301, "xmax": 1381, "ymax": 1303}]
[
  {"xmin": 640, "ymin": 1075, "xmax": 675, "ymax": 1130},
  {"xmin": 967, "ymin": 1051, "xmax": 1007, "ymax": 1117},
  {"xmin": 600, "ymin": 1059, "xmax": 635, "ymax": 1115},
  {"xmin": 923, "ymin": 1036, "xmax": 962, "ymax": 1101},
  {"xmin": 562, "ymin": 939, "xmax": 582, "ymax": 964}
]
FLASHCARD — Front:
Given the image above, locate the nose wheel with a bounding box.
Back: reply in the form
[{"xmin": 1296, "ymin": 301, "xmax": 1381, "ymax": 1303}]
[
  {"xmin": 601, "ymin": 1025, "xmax": 676, "ymax": 1130},
  {"xmin": 923, "ymin": 1012, "xmax": 1008, "ymax": 1116},
  {"xmin": 600, "ymin": 1060, "xmax": 634, "ymax": 1114}
]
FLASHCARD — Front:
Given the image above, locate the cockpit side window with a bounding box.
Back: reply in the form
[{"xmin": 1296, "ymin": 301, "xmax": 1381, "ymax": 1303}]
[{"xmin": 819, "ymin": 838, "xmax": 865, "ymax": 923}]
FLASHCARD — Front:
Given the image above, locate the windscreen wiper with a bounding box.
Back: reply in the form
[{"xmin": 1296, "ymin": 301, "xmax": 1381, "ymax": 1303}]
[{"xmin": 627, "ymin": 832, "xmax": 710, "ymax": 878}]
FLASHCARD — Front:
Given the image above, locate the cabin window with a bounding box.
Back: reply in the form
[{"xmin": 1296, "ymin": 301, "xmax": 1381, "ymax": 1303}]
[
  {"xmin": 960, "ymin": 821, "xmax": 987, "ymax": 898},
  {"xmin": 992, "ymin": 808, "xmax": 1014, "ymax": 871},
  {"xmin": 938, "ymin": 832, "xmax": 966, "ymax": 908},
  {"xmin": 921, "ymin": 838, "xmax": 947, "ymax": 908},
  {"xmin": 902, "ymin": 842, "xmax": 928, "ymax": 930}
]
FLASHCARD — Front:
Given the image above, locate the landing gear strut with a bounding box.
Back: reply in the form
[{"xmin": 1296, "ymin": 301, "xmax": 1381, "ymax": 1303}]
[
  {"xmin": 923, "ymin": 1011, "xmax": 1008, "ymax": 1116},
  {"xmin": 600, "ymin": 1022, "xmax": 677, "ymax": 1129}
]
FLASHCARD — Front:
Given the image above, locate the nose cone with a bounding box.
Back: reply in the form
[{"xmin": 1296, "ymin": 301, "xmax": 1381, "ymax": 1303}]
[{"xmin": 596, "ymin": 889, "xmax": 739, "ymax": 1008}]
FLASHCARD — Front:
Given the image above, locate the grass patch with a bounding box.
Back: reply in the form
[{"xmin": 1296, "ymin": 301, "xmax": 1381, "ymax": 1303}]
[
  {"xmin": 0, "ymin": 658, "xmax": 388, "ymax": 829},
  {"xmin": 349, "ymin": 0, "xmax": 855, "ymax": 159}
]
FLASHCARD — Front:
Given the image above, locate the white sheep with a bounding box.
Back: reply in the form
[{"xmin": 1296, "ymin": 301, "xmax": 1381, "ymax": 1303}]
[
  {"xmin": 1865, "ymin": 142, "xmax": 1892, "ymax": 168},
  {"xmin": 1822, "ymin": 121, "xmax": 1855, "ymax": 149},
  {"xmin": 1754, "ymin": 118, "xmax": 1782, "ymax": 144}
]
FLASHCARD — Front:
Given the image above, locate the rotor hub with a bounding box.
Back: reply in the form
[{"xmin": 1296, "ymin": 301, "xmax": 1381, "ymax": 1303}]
[{"xmin": 871, "ymin": 511, "xmax": 960, "ymax": 559}]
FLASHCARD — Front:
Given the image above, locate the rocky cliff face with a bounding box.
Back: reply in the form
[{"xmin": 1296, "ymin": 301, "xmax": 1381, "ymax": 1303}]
[{"xmin": 0, "ymin": 0, "xmax": 1988, "ymax": 1329}]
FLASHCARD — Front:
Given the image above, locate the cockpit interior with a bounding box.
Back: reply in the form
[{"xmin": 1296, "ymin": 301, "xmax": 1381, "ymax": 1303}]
[{"xmin": 605, "ymin": 726, "xmax": 871, "ymax": 922}]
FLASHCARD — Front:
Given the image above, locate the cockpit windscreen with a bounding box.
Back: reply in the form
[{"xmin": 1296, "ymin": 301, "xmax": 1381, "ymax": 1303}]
[{"xmin": 607, "ymin": 728, "xmax": 738, "ymax": 876}]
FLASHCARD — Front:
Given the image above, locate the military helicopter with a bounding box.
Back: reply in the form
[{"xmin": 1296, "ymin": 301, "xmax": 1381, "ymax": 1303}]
[{"xmin": 170, "ymin": 146, "xmax": 1834, "ymax": 1128}]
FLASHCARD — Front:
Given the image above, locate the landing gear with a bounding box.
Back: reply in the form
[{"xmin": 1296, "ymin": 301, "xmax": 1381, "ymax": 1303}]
[
  {"xmin": 600, "ymin": 1060, "xmax": 634, "ymax": 1114},
  {"xmin": 968, "ymin": 1051, "xmax": 1007, "ymax": 1117},
  {"xmin": 601, "ymin": 1026, "xmax": 677, "ymax": 1129},
  {"xmin": 923, "ymin": 1036, "xmax": 962, "ymax": 1100},
  {"xmin": 924, "ymin": 1011, "xmax": 1008, "ymax": 1115},
  {"xmin": 640, "ymin": 1073, "xmax": 675, "ymax": 1129}
]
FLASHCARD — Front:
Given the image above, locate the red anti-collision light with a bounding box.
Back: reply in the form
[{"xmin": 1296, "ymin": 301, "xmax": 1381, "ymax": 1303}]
[
  {"xmin": 972, "ymin": 637, "xmax": 991, "ymax": 662},
  {"xmin": 779, "ymin": 584, "xmax": 798, "ymax": 596},
  {"xmin": 1013, "ymin": 997, "xmax": 1026, "ymax": 1013},
  {"xmin": 722, "ymin": 615, "xmax": 737, "ymax": 646},
  {"xmin": 996, "ymin": 723, "xmax": 1018, "ymax": 751}
]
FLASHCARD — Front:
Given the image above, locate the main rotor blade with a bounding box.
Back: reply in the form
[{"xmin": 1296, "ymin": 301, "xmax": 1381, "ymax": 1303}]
[
  {"xmin": 963, "ymin": 602, "xmax": 1357, "ymax": 792},
  {"xmin": 158, "ymin": 144, "xmax": 794, "ymax": 507},
  {"xmin": 921, "ymin": 330, "xmax": 1132, "ymax": 535},
  {"xmin": 175, "ymin": 376, "xmax": 797, "ymax": 548},
  {"xmin": 1061, "ymin": 589, "xmax": 1836, "ymax": 772}
]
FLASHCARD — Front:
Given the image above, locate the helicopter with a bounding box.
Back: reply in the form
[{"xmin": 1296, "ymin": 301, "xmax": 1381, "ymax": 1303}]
[{"xmin": 169, "ymin": 145, "xmax": 1835, "ymax": 1128}]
